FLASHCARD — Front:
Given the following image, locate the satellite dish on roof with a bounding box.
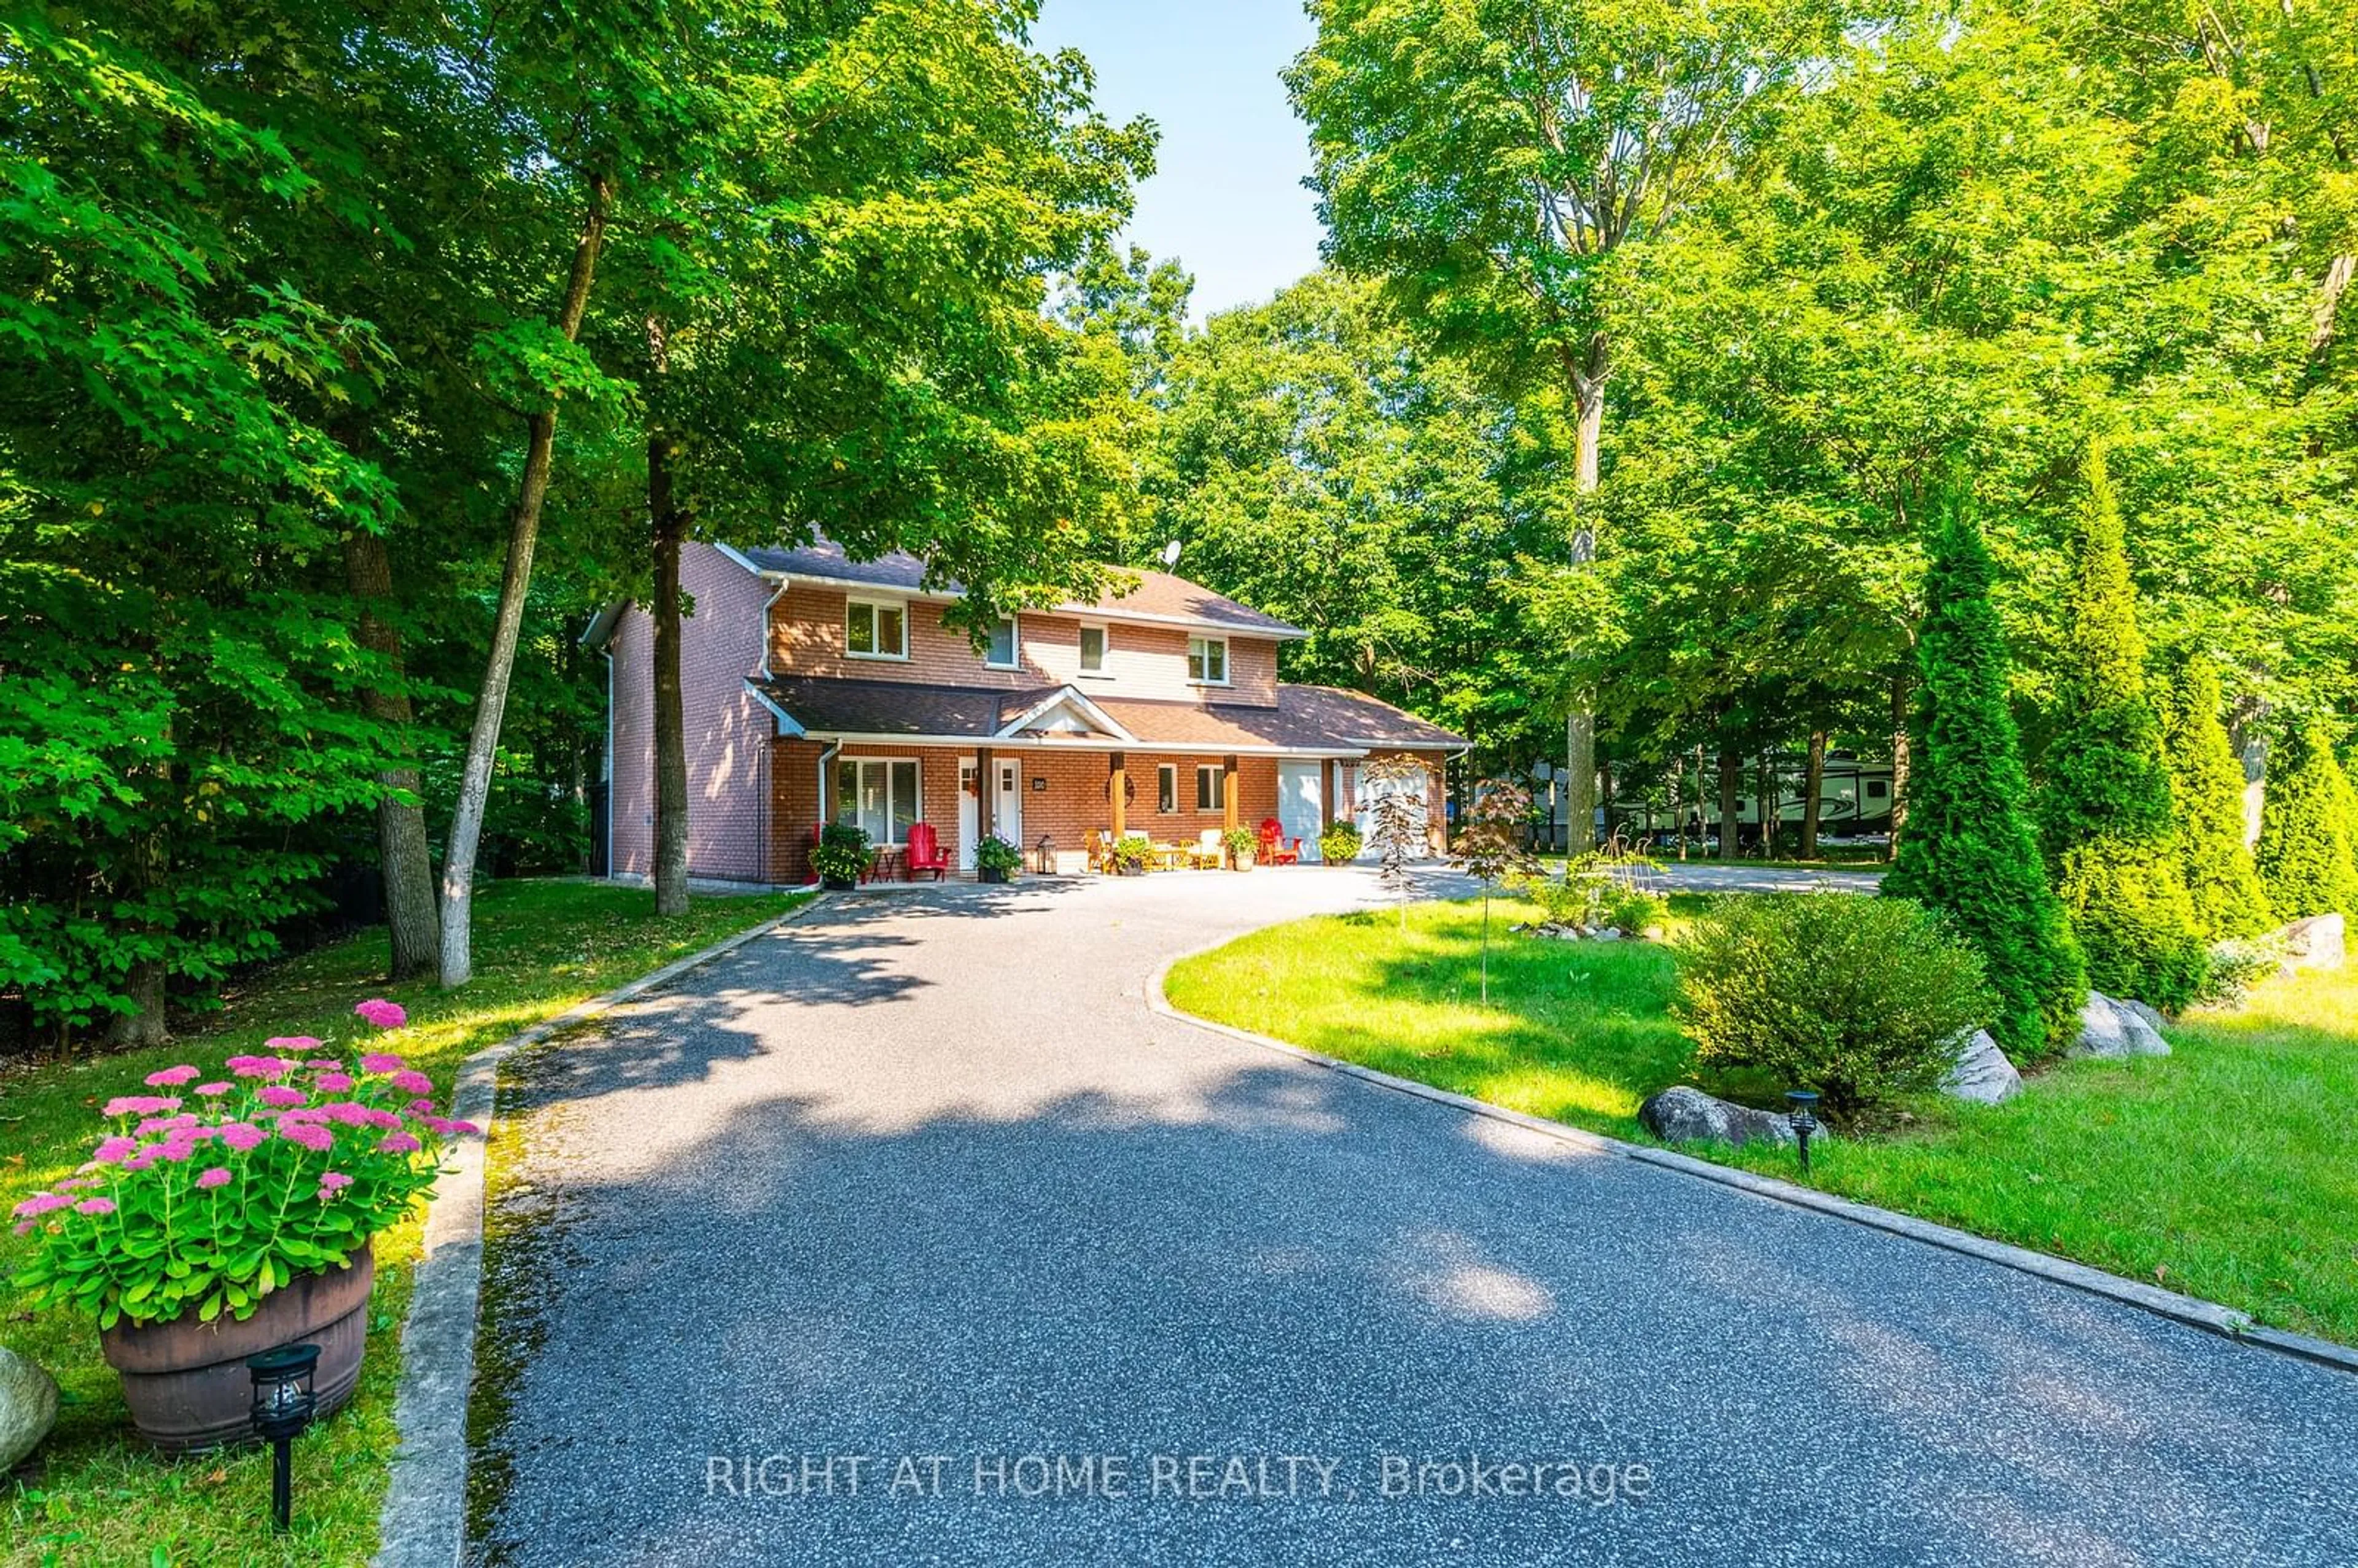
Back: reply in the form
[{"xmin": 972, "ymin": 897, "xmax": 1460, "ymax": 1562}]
[{"xmin": 1160, "ymin": 538, "xmax": 1182, "ymax": 567}]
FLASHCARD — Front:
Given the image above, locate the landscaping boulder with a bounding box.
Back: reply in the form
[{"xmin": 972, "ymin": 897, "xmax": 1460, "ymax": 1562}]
[
  {"xmin": 1638, "ymin": 1085, "xmax": 1803, "ymax": 1149},
  {"xmin": 2275, "ymin": 913, "xmax": 2344, "ymax": 972},
  {"xmin": 0, "ymin": 1346, "xmax": 58, "ymax": 1472},
  {"xmin": 2114, "ymin": 997, "xmax": 2168, "ymax": 1033},
  {"xmin": 2069, "ymin": 992, "xmax": 2171, "ymax": 1060},
  {"xmin": 1942, "ymin": 1029, "xmax": 2021, "ymax": 1105}
]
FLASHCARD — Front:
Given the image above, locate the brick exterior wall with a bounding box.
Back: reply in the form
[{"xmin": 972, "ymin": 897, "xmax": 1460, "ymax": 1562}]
[
  {"xmin": 768, "ymin": 586, "xmax": 1280, "ymax": 707},
  {"xmin": 605, "ymin": 543, "xmax": 779, "ymax": 883}
]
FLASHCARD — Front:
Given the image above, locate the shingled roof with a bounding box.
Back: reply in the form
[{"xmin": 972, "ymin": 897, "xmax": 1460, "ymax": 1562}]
[{"xmin": 728, "ymin": 537, "xmax": 1304, "ymax": 638}]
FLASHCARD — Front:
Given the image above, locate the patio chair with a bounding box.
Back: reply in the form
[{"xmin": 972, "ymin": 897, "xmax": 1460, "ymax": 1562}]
[
  {"xmin": 1189, "ymin": 828, "xmax": 1224, "ymax": 869},
  {"xmin": 904, "ymin": 822, "xmax": 951, "ymax": 882},
  {"xmin": 1258, "ymin": 818, "xmax": 1302, "ymax": 866},
  {"xmin": 1086, "ymin": 829, "xmax": 1111, "ymax": 874}
]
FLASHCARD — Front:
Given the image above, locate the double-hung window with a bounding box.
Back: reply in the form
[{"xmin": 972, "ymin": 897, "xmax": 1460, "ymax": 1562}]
[
  {"xmin": 1079, "ymin": 623, "xmax": 1108, "ymax": 675},
  {"xmin": 1157, "ymin": 764, "xmax": 1178, "ymax": 813},
  {"xmin": 846, "ymin": 599, "xmax": 908, "ymax": 660},
  {"xmin": 984, "ymin": 616, "xmax": 1019, "ymax": 669},
  {"xmin": 835, "ymin": 759, "xmax": 920, "ymax": 845},
  {"xmin": 1187, "ymin": 635, "xmax": 1228, "ymax": 685},
  {"xmin": 1196, "ymin": 765, "xmax": 1224, "ymax": 811}
]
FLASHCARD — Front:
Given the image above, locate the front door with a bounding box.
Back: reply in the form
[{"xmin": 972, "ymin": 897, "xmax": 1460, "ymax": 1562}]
[
  {"xmin": 994, "ymin": 759, "xmax": 1023, "ymax": 854},
  {"xmin": 1277, "ymin": 761, "xmax": 1323, "ymax": 861},
  {"xmin": 957, "ymin": 759, "xmax": 979, "ymax": 871}
]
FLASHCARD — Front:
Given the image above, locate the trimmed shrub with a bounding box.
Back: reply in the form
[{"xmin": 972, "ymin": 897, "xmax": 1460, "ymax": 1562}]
[
  {"xmin": 2160, "ymin": 658, "xmax": 2273, "ymax": 939},
  {"xmin": 1318, "ymin": 819, "xmax": 1363, "ymax": 864},
  {"xmin": 2035, "ymin": 446, "xmax": 2209, "ymax": 1012},
  {"xmin": 1603, "ymin": 883, "xmax": 1668, "ymax": 933},
  {"xmin": 1885, "ymin": 494, "xmax": 2086, "ymax": 1057},
  {"xmin": 1673, "ymin": 895, "xmax": 1994, "ymax": 1119},
  {"xmin": 2255, "ymin": 720, "xmax": 2358, "ymax": 919}
]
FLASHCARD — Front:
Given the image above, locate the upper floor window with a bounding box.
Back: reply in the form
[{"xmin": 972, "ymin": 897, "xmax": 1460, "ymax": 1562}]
[
  {"xmin": 1079, "ymin": 623, "xmax": 1108, "ymax": 675},
  {"xmin": 1187, "ymin": 635, "xmax": 1228, "ymax": 686},
  {"xmin": 984, "ymin": 616, "xmax": 1019, "ymax": 669},
  {"xmin": 847, "ymin": 599, "xmax": 907, "ymax": 660}
]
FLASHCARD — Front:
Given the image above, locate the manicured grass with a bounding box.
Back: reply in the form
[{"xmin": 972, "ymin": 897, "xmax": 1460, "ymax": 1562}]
[
  {"xmin": 1166, "ymin": 896, "xmax": 2358, "ymax": 1347},
  {"xmin": 1, "ymin": 880, "xmax": 803, "ymax": 1567}
]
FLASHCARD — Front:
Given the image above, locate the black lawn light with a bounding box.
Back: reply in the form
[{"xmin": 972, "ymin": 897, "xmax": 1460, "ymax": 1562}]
[
  {"xmin": 247, "ymin": 1342, "xmax": 322, "ymax": 1531},
  {"xmin": 1785, "ymin": 1090, "xmax": 1821, "ymax": 1176}
]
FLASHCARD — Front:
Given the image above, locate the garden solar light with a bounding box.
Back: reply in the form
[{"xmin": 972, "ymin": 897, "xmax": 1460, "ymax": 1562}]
[
  {"xmin": 247, "ymin": 1342, "xmax": 321, "ymax": 1531},
  {"xmin": 1786, "ymin": 1090, "xmax": 1821, "ymax": 1175}
]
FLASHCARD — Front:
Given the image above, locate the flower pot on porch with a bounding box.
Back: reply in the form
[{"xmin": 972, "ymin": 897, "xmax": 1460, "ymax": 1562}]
[
  {"xmin": 820, "ymin": 875, "xmax": 855, "ymax": 891},
  {"xmin": 978, "ymin": 866, "xmax": 1008, "ymax": 884},
  {"xmin": 98, "ymin": 1244, "xmax": 374, "ymax": 1453}
]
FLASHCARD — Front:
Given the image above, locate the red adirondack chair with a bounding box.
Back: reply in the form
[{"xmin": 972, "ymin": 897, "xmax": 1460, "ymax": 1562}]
[
  {"xmin": 904, "ymin": 821, "xmax": 951, "ymax": 882},
  {"xmin": 1257, "ymin": 818, "xmax": 1301, "ymax": 866}
]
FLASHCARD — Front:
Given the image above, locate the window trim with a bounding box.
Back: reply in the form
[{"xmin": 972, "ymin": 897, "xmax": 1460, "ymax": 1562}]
[
  {"xmin": 833, "ymin": 755, "xmax": 923, "ymax": 846},
  {"xmin": 983, "ymin": 615, "xmax": 1021, "ymax": 670},
  {"xmin": 1157, "ymin": 763, "xmax": 1177, "ymax": 814},
  {"xmin": 1195, "ymin": 764, "xmax": 1224, "ymax": 812},
  {"xmin": 845, "ymin": 597, "xmax": 910, "ymax": 662},
  {"xmin": 1078, "ymin": 621, "xmax": 1110, "ymax": 677},
  {"xmin": 1187, "ymin": 634, "xmax": 1230, "ymax": 687}
]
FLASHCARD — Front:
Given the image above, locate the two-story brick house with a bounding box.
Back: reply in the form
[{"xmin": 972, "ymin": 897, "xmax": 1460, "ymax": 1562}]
[{"xmin": 588, "ymin": 538, "xmax": 1465, "ymax": 882}]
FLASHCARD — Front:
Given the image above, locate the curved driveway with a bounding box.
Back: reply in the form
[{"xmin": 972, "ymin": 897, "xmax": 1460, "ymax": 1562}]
[{"xmin": 470, "ymin": 870, "xmax": 2357, "ymax": 1567}]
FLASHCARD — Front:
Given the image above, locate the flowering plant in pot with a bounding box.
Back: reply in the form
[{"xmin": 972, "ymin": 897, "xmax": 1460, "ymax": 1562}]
[
  {"xmin": 1223, "ymin": 825, "xmax": 1258, "ymax": 869},
  {"xmin": 812, "ymin": 822, "xmax": 871, "ymax": 889},
  {"xmin": 9, "ymin": 999, "xmax": 476, "ymax": 1451},
  {"xmin": 975, "ymin": 834, "xmax": 1023, "ymax": 883},
  {"xmin": 1109, "ymin": 835, "xmax": 1151, "ymax": 875}
]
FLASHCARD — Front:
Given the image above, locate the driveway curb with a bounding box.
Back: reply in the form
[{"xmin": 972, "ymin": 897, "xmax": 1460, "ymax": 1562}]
[
  {"xmin": 1145, "ymin": 945, "xmax": 2358, "ymax": 1379},
  {"xmin": 374, "ymin": 894, "xmax": 830, "ymax": 1568}
]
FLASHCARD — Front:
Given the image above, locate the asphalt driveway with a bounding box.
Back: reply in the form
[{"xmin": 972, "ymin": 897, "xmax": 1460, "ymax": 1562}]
[{"xmin": 467, "ymin": 869, "xmax": 2358, "ymax": 1566}]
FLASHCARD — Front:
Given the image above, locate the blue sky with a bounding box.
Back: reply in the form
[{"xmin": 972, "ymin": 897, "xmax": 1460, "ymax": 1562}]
[{"xmin": 1033, "ymin": 1, "xmax": 1324, "ymax": 318}]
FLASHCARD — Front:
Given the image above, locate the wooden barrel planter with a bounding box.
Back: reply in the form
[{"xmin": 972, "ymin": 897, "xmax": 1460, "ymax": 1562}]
[{"xmin": 98, "ymin": 1244, "xmax": 373, "ymax": 1452}]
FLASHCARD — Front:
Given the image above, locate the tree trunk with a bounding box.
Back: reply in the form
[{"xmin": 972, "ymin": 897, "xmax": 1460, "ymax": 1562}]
[
  {"xmin": 439, "ymin": 178, "xmax": 611, "ymax": 988},
  {"xmin": 343, "ymin": 529, "xmax": 440, "ymax": 978},
  {"xmin": 2312, "ymin": 252, "xmax": 2354, "ymax": 362},
  {"xmin": 649, "ymin": 427, "xmax": 690, "ymax": 918},
  {"xmin": 1802, "ymin": 729, "xmax": 1827, "ymax": 860},
  {"xmin": 110, "ymin": 744, "xmax": 171, "ymax": 1047},
  {"xmin": 1718, "ymin": 747, "xmax": 1741, "ymax": 860},
  {"xmin": 1888, "ymin": 671, "xmax": 1910, "ymax": 861},
  {"xmin": 1559, "ymin": 347, "xmax": 1608, "ymax": 856}
]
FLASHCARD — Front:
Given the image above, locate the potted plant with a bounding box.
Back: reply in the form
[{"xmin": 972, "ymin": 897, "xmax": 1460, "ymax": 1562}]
[
  {"xmin": 812, "ymin": 822, "xmax": 871, "ymax": 890},
  {"xmin": 9, "ymin": 999, "xmax": 474, "ymax": 1451},
  {"xmin": 1318, "ymin": 818, "xmax": 1363, "ymax": 866},
  {"xmin": 1109, "ymin": 836, "xmax": 1151, "ymax": 875},
  {"xmin": 975, "ymin": 834, "xmax": 1022, "ymax": 884},
  {"xmin": 1224, "ymin": 825, "xmax": 1258, "ymax": 870}
]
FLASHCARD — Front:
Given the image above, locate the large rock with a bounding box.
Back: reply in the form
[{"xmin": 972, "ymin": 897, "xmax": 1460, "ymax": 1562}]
[
  {"xmin": 2069, "ymin": 992, "xmax": 2171, "ymax": 1060},
  {"xmin": 2276, "ymin": 913, "xmax": 2344, "ymax": 971},
  {"xmin": 0, "ymin": 1345, "xmax": 58, "ymax": 1472},
  {"xmin": 1942, "ymin": 1030, "xmax": 2022, "ymax": 1105},
  {"xmin": 1638, "ymin": 1085, "xmax": 1805, "ymax": 1149},
  {"xmin": 2113, "ymin": 996, "xmax": 2168, "ymax": 1033}
]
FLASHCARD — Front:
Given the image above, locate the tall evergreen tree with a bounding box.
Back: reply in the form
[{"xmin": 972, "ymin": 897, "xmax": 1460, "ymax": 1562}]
[
  {"xmin": 1886, "ymin": 495, "xmax": 2085, "ymax": 1058},
  {"xmin": 2255, "ymin": 721, "xmax": 2358, "ymax": 920},
  {"xmin": 2161, "ymin": 659, "xmax": 2274, "ymax": 939},
  {"xmin": 2035, "ymin": 445, "xmax": 2209, "ymax": 1010}
]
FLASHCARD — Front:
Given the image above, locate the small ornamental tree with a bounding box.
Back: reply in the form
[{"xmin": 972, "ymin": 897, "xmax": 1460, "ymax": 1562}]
[
  {"xmin": 1885, "ymin": 492, "xmax": 2087, "ymax": 1058},
  {"xmin": 2255, "ymin": 721, "xmax": 2358, "ymax": 920},
  {"xmin": 2034, "ymin": 446, "xmax": 2208, "ymax": 1012},
  {"xmin": 2161, "ymin": 659, "xmax": 2274, "ymax": 939},
  {"xmin": 1451, "ymin": 781, "xmax": 1540, "ymax": 1001},
  {"xmin": 1360, "ymin": 755, "xmax": 1433, "ymax": 933}
]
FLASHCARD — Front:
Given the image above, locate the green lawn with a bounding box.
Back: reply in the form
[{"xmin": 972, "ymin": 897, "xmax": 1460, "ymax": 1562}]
[
  {"xmin": 2, "ymin": 880, "xmax": 803, "ymax": 1568},
  {"xmin": 1165, "ymin": 895, "xmax": 2358, "ymax": 1347}
]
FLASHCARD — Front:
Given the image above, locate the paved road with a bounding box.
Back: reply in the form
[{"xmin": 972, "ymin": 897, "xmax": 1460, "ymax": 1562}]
[
  {"xmin": 1649, "ymin": 861, "xmax": 1885, "ymax": 895},
  {"xmin": 470, "ymin": 869, "xmax": 2357, "ymax": 1567}
]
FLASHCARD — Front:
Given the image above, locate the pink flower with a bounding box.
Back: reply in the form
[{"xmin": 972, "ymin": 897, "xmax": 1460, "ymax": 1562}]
[
  {"xmin": 11, "ymin": 1193, "xmax": 71, "ymax": 1219},
  {"xmin": 144, "ymin": 1065, "xmax": 200, "ymax": 1087},
  {"xmin": 228, "ymin": 1054, "xmax": 296, "ymax": 1078},
  {"xmin": 360, "ymin": 1052, "xmax": 407, "ymax": 1075},
  {"xmin": 218, "ymin": 1122, "xmax": 268, "ymax": 1152},
  {"xmin": 361, "ymin": 1108, "xmax": 404, "ymax": 1130},
  {"xmin": 317, "ymin": 1171, "xmax": 354, "ymax": 1193},
  {"xmin": 258, "ymin": 1085, "xmax": 308, "ymax": 1109},
  {"xmin": 122, "ymin": 1153, "xmax": 155, "ymax": 1173},
  {"xmin": 151, "ymin": 1138, "xmax": 196, "ymax": 1163},
  {"xmin": 376, "ymin": 1132, "xmax": 422, "ymax": 1155},
  {"xmin": 194, "ymin": 1081, "xmax": 233, "ymax": 1097},
  {"xmin": 55, "ymin": 1176, "xmax": 91, "ymax": 1192},
  {"xmin": 102, "ymin": 1095, "xmax": 182, "ymax": 1117},
  {"xmin": 91, "ymin": 1135, "xmax": 140, "ymax": 1164},
  {"xmin": 74, "ymin": 1197, "xmax": 117, "ymax": 1216},
  {"xmin": 388, "ymin": 1070, "xmax": 434, "ymax": 1095},
  {"xmin": 355, "ymin": 999, "xmax": 408, "ymax": 1030},
  {"xmin": 279, "ymin": 1123, "xmax": 335, "ymax": 1153},
  {"xmin": 320, "ymin": 1101, "xmax": 372, "ymax": 1127},
  {"xmin": 315, "ymin": 1073, "xmax": 355, "ymax": 1093},
  {"xmin": 423, "ymin": 1116, "xmax": 483, "ymax": 1138},
  {"xmin": 263, "ymin": 1036, "xmax": 322, "ymax": 1052},
  {"xmin": 305, "ymin": 1058, "xmax": 342, "ymax": 1071},
  {"xmin": 407, "ymin": 1096, "xmax": 436, "ymax": 1114},
  {"xmin": 196, "ymin": 1167, "xmax": 233, "ymax": 1190}
]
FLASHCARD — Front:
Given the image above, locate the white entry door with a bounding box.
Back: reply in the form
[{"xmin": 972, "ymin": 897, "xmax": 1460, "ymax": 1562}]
[
  {"xmin": 957, "ymin": 759, "xmax": 979, "ymax": 871},
  {"xmin": 1277, "ymin": 761, "xmax": 1323, "ymax": 861},
  {"xmin": 1356, "ymin": 763, "xmax": 1429, "ymax": 860},
  {"xmin": 993, "ymin": 759, "xmax": 1023, "ymax": 852}
]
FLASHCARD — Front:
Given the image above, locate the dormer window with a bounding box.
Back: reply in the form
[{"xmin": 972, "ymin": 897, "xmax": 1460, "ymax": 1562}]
[
  {"xmin": 1079, "ymin": 623, "xmax": 1108, "ymax": 675},
  {"xmin": 985, "ymin": 616, "xmax": 1019, "ymax": 669},
  {"xmin": 1187, "ymin": 635, "xmax": 1228, "ymax": 686},
  {"xmin": 847, "ymin": 598, "xmax": 908, "ymax": 660}
]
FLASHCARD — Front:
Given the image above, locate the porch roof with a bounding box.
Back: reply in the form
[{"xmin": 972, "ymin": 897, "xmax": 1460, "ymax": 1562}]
[{"xmin": 748, "ymin": 675, "xmax": 1465, "ymax": 755}]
